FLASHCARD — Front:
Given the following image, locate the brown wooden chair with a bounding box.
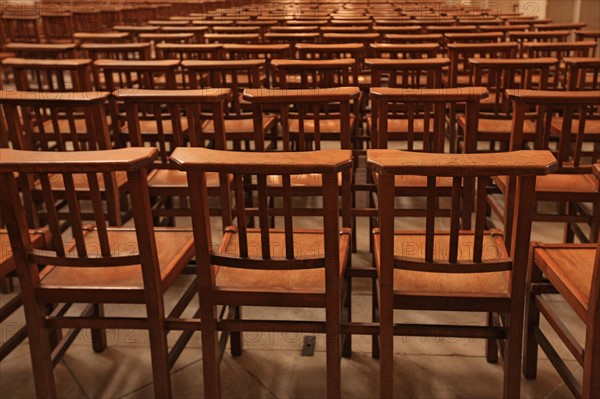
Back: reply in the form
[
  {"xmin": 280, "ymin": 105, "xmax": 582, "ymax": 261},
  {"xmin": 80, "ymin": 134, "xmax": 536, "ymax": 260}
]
[
  {"xmin": 366, "ymin": 57, "xmax": 449, "ymax": 89},
  {"xmin": 508, "ymin": 30, "xmax": 571, "ymax": 58},
  {"xmin": 73, "ymin": 32, "xmax": 130, "ymax": 44},
  {"xmin": 170, "ymin": 147, "xmax": 352, "ymax": 398},
  {"xmin": 115, "ymin": 88, "xmax": 233, "ymax": 224},
  {"xmin": 0, "ymin": 147, "xmax": 197, "ymax": 398},
  {"xmin": 93, "ymin": 59, "xmax": 182, "ymax": 142},
  {"xmin": 457, "ymin": 57, "xmax": 559, "ymax": 153},
  {"xmin": 183, "ymin": 59, "xmax": 276, "ymax": 150},
  {"xmin": 369, "ymin": 148, "xmax": 557, "ymax": 399},
  {"xmin": 0, "ymin": 90, "xmax": 128, "ymax": 227},
  {"xmin": 523, "ymin": 165, "xmax": 600, "ymax": 398},
  {"xmin": 41, "ymin": 10, "xmax": 74, "ymax": 43},
  {"xmin": 155, "ymin": 43, "xmax": 222, "ymax": 61},
  {"xmin": 1, "ymin": 14, "xmax": 41, "ymax": 44},
  {"xmin": 81, "ymin": 42, "xmax": 151, "ymax": 61},
  {"xmin": 488, "ymin": 90, "xmax": 600, "ymax": 244},
  {"xmin": 3, "ymin": 43, "xmax": 78, "ymax": 59},
  {"xmin": 2, "ymin": 58, "xmax": 93, "ymax": 92}
]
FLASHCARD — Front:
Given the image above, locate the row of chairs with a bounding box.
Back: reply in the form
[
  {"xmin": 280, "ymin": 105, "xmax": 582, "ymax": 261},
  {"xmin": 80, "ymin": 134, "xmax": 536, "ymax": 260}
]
[
  {"xmin": 0, "ymin": 88, "xmax": 600, "ymax": 397},
  {"xmin": 3, "ymin": 144, "xmax": 581, "ymax": 399}
]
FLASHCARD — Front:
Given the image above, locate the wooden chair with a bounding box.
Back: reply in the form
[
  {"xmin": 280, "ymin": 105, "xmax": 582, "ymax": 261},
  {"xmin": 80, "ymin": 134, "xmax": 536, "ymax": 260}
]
[
  {"xmin": 457, "ymin": 57, "xmax": 559, "ymax": 153},
  {"xmin": 93, "ymin": 59, "xmax": 182, "ymax": 141},
  {"xmin": 115, "ymin": 88, "xmax": 232, "ymax": 224},
  {"xmin": 72, "ymin": 8, "xmax": 103, "ymax": 33},
  {"xmin": 523, "ymin": 165, "xmax": 600, "ymax": 398},
  {"xmin": 0, "ymin": 90, "xmax": 128, "ymax": 226},
  {"xmin": 488, "ymin": 90, "xmax": 600, "ymax": 244},
  {"xmin": 3, "ymin": 43, "xmax": 78, "ymax": 59},
  {"xmin": 1, "ymin": 14, "xmax": 41, "ymax": 43},
  {"xmin": 204, "ymin": 33, "xmax": 260, "ymax": 44},
  {"xmin": 365, "ymin": 57, "xmax": 449, "ymax": 89},
  {"xmin": 40, "ymin": 11, "xmax": 74, "ymax": 43},
  {"xmin": 160, "ymin": 26, "xmax": 209, "ymax": 43},
  {"xmin": 170, "ymin": 147, "xmax": 352, "ymax": 398},
  {"xmin": 3, "ymin": 58, "xmax": 93, "ymax": 91},
  {"xmin": 0, "ymin": 147, "xmax": 197, "ymax": 398},
  {"xmin": 81, "ymin": 42, "xmax": 151, "ymax": 61},
  {"xmin": 73, "ymin": 32, "xmax": 130, "ymax": 44},
  {"xmin": 155, "ymin": 43, "xmax": 222, "ymax": 61},
  {"xmin": 508, "ymin": 30, "xmax": 571, "ymax": 58},
  {"xmin": 369, "ymin": 148, "xmax": 557, "ymax": 399},
  {"xmin": 183, "ymin": 59, "xmax": 276, "ymax": 150},
  {"xmin": 271, "ymin": 58, "xmax": 356, "ymax": 89}
]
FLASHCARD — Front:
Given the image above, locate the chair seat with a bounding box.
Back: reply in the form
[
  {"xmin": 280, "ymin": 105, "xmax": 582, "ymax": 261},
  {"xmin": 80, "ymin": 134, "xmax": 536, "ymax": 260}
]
[
  {"xmin": 214, "ymin": 228, "xmax": 351, "ymax": 295},
  {"xmin": 33, "ymin": 170, "xmax": 128, "ymax": 192},
  {"xmin": 289, "ymin": 116, "xmax": 356, "ymax": 136},
  {"xmin": 458, "ymin": 116, "xmax": 536, "ymax": 140},
  {"xmin": 203, "ymin": 115, "xmax": 277, "ymax": 136},
  {"xmin": 495, "ymin": 173, "xmax": 598, "ymax": 197},
  {"xmin": 533, "ymin": 244, "xmax": 596, "ymax": 320},
  {"xmin": 0, "ymin": 229, "xmax": 47, "ymax": 278},
  {"xmin": 147, "ymin": 169, "xmax": 223, "ymax": 190},
  {"xmin": 39, "ymin": 227, "xmax": 194, "ymax": 298},
  {"xmin": 551, "ymin": 118, "xmax": 600, "ymax": 140},
  {"xmin": 267, "ymin": 172, "xmax": 343, "ymax": 187},
  {"xmin": 121, "ymin": 119, "xmax": 189, "ymax": 138},
  {"xmin": 373, "ymin": 230, "xmax": 511, "ymax": 299}
]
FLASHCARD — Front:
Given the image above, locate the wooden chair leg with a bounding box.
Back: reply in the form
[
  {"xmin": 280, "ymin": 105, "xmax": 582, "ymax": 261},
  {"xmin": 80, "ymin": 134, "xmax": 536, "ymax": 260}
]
[
  {"xmin": 91, "ymin": 303, "xmax": 107, "ymax": 353},
  {"xmin": 503, "ymin": 309, "xmax": 524, "ymax": 399},
  {"xmin": 25, "ymin": 305, "xmax": 57, "ymax": 398},
  {"xmin": 523, "ymin": 266, "xmax": 543, "ymax": 379},
  {"xmin": 230, "ymin": 305, "xmax": 243, "ymax": 357},
  {"xmin": 563, "ymin": 202, "xmax": 576, "ymax": 243},
  {"xmin": 200, "ymin": 315, "xmax": 221, "ymax": 399},
  {"xmin": 582, "ymin": 322, "xmax": 600, "ymax": 399},
  {"xmin": 0, "ymin": 276, "xmax": 13, "ymax": 293},
  {"xmin": 147, "ymin": 315, "xmax": 172, "ymax": 399},
  {"xmin": 485, "ymin": 312, "xmax": 499, "ymax": 364},
  {"xmin": 342, "ymin": 265, "xmax": 352, "ymax": 358},
  {"xmin": 325, "ymin": 304, "xmax": 341, "ymax": 398}
]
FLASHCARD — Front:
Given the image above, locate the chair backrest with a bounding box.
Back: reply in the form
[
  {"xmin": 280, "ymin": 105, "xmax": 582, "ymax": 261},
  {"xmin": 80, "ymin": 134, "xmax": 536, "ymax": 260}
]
[
  {"xmin": 81, "ymin": 43, "xmax": 151, "ymax": 61},
  {"xmin": 365, "ymin": 58, "xmax": 449, "ymax": 88},
  {"xmin": 469, "ymin": 57, "xmax": 560, "ymax": 113},
  {"xmin": 0, "ymin": 90, "xmax": 112, "ymax": 152},
  {"xmin": 155, "ymin": 43, "xmax": 222, "ymax": 61},
  {"xmin": 370, "ymin": 43, "xmax": 439, "ymax": 59},
  {"xmin": 115, "ymin": 88, "xmax": 231, "ymax": 162},
  {"xmin": 564, "ymin": 57, "xmax": 600, "ymax": 90},
  {"xmin": 1, "ymin": 14, "xmax": 40, "ymax": 43},
  {"xmin": 369, "ymin": 87, "xmax": 488, "ymax": 151},
  {"xmin": 41, "ymin": 11, "xmax": 74, "ymax": 43},
  {"xmin": 93, "ymin": 59, "xmax": 181, "ymax": 90},
  {"xmin": 368, "ymin": 149, "xmax": 556, "ymax": 272},
  {"xmin": 271, "ymin": 59, "xmax": 356, "ymax": 89},
  {"xmin": 3, "ymin": 58, "xmax": 94, "ymax": 92},
  {"xmin": 183, "ymin": 59, "xmax": 265, "ymax": 115},
  {"xmin": 170, "ymin": 147, "xmax": 352, "ymax": 293},
  {"xmin": 4, "ymin": 43, "xmax": 79, "ymax": 60},
  {"xmin": 243, "ymin": 87, "xmax": 361, "ymax": 151},
  {"xmin": 508, "ymin": 30, "xmax": 570, "ymax": 57},
  {"xmin": 524, "ymin": 41, "xmax": 598, "ymax": 61},
  {"xmin": 446, "ymin": 42, "xmax": 518, "ymax": 88},
  {"xmin": 0, "ymin": 147, "xmax": 161, "ymax": 300},
  {"xmin": 507, "ymin": 89, "xmax": 600, "ymax": 173}
]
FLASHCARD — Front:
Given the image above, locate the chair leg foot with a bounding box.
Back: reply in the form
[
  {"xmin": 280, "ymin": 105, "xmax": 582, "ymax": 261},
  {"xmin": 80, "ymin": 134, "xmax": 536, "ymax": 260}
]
[
  {"xmin": 91, "ymin": 304, "xmax": 107, "ymax": 353},
  {"xmin": 230, "ymin": 306, "xmax": 243, "ymax": 357}
]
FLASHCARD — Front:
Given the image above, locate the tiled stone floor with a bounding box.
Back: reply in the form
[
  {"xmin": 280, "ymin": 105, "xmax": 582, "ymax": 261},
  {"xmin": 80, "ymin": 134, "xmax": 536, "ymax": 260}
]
[{"xmin": 0, "ymin": 211, "xmax": 584, "ymax": 398}]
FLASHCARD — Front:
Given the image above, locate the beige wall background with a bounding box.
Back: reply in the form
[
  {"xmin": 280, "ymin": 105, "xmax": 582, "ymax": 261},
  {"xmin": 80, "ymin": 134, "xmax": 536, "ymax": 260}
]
[{"xmin": 487, "ymin": 0, "xmax": 599, "ymax": 29}]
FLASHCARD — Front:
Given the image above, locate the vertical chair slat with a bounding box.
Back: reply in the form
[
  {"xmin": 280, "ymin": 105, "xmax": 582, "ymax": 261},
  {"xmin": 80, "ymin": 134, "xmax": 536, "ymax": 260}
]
[
  {"xmin": 233, "ymin": 174, "xmax": 248, "ymax": 259},
  {"xmin": 257, "ymin": 174, "xmax": 270, "ymax": 259},
  {"xmin": 61, "ymin": 173, "xmax": 87, "ymax": 257},
  {"xmin": 282, "ymin": 174, "xmax": 294, "ymax": 260},
  {"xmin": 425, "ymin": 175, "xmax": 436, "ymax": 263},
  {"xmin": 312, "ymin": 103, "xmax": 321, "ymax": 150},
  {"xmin": 572, "ymin": 105, "xmax": 587, "ymax": 168},
  {"xmin": 473, "ymin": 176, "xmax": 488, "ymax": 263},
  {"xmin": 86, "ymin": 173, "xmax": 111, "ymax": 257},
  {"xmin": 38, "ymin": 174, "xmax": 65, "ymax": 256},
  {"xmin": 448, "ymin": 176, "xmax": 462, "ymax": 264},
  {"xmin": 48, "ymin": 107, "xmax": 66, "ymax": 151}
]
